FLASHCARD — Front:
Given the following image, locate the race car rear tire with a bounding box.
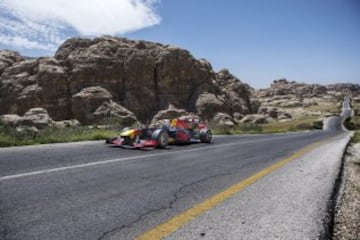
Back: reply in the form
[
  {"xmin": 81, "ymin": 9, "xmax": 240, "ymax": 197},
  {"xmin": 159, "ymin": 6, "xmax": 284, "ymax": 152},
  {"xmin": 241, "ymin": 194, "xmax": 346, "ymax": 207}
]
[
  {"xmin": 199, "ymin": 129, "xmax": 212, "ymax": 143},
  {"xmin": 152, "ymin": 129, "xmax": 168, "ymax": 148}
]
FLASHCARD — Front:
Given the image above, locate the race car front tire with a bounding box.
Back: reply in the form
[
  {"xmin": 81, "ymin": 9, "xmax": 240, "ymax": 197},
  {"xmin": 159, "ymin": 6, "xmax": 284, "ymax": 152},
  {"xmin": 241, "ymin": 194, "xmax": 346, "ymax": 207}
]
[{"xmin": 152, "ymin": 129, "xmax": 168, "ymax": 148}]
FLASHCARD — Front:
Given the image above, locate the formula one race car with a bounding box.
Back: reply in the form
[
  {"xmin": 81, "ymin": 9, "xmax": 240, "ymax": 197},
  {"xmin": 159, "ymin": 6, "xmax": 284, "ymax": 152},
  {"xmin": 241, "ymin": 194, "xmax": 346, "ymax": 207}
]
[{"xmin": 105, "ymin": 118, "xmax": 212, "ymax": 149}]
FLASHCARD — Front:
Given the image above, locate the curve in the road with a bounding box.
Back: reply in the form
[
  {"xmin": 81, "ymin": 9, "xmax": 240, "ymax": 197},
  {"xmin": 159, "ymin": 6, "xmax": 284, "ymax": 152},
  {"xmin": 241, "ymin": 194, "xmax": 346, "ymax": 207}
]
[
  {"xmin": 323, "ymin": 97, "xmax": 353, "ymax": 131},
  {"xmin": 135, "ymin": 136, "xmax": 336, "ymax": 240}
]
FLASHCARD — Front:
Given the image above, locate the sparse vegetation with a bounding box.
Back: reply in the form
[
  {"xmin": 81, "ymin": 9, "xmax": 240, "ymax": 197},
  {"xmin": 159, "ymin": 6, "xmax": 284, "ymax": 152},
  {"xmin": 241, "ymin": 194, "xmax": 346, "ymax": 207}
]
[
  {"xmin": 303, "ymin": 101, "xmax": 340, "ymax": 115},
  {"xmin": 0, "ymin": 125, "xmax": 120, "ymax": 147},
  {"xmin": 211, "ymin": 117, "xmax": 321, "ymax": 135},
  {"xmin": 262, "ymin": 117, "xmax": 321, "ymax": 133},
  {"xmin": 351, "ymin": 131, "xmax": 360, "ymax": 143},
  {"xmin": 345, "ymin": 102, "xmax": 360, "ymax": 132}
]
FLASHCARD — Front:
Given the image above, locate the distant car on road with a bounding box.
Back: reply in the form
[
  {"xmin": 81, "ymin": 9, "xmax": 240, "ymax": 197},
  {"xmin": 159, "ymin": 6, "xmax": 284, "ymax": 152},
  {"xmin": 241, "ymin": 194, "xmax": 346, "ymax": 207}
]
[{"xmin": 105, "ymin": 118, "xmax": 212, "ymax": 149}]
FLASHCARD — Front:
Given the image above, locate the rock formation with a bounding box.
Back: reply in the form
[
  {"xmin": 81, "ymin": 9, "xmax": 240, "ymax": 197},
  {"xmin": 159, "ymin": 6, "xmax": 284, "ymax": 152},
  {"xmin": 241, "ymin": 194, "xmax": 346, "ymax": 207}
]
[
  {"xmin": 93, "ymin": 100, "xmax": 139, "ymax": 126},
  {"xmin": 0, "ymin": 57, "xmax": 70, "ymax": 120},
  {"xmin": 0, "ymin": 37, "xmax": 255, "ymax": 126},
  {"xmin": 53, "ymin": 37, "xmax": 216, "ymax": 122},
  {"xmin": 0, "ymin": 50, "xmax": 24, "ymax": 75},
  {"xmin": 1, "ymin": 40, "xmax": 358, "ymax": 129},
  {"xmin": 254, "ymin": 79, "xmax": 360, "ymax": 120}
]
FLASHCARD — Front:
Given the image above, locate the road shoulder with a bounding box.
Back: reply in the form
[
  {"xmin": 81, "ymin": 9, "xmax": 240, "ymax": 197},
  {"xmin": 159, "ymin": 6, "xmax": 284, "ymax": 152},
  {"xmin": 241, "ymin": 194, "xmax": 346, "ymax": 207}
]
[
  {"xmin": 160, "ymin": 133, "xmax": 352, "ymax": 240},
  {"xmin": 333, "ymin": 142, "xmax": 360, "ymax": 240}
]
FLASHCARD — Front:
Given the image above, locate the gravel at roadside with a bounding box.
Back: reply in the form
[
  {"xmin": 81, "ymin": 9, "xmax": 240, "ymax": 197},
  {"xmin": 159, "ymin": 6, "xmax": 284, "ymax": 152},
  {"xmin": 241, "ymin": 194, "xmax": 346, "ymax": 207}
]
[{"xmin": 333, "ymin": 142, "xmax": 360, "ymax": 240}]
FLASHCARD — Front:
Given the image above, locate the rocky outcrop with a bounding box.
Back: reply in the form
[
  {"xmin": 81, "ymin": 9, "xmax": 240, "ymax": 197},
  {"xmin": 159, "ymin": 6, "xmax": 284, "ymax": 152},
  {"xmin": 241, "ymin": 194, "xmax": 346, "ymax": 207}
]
[
  {"xmin": 93, "ymin": 100, "xmax": 139, "ymax": 125},
  {"xmin": 257, "ymin": 106, "xmax": 292, "ymax": 120},
  {"xmin": 70, "ymin": 86, "xmax": 139, "ymax": 125},
  {"xmin": 0, "ymin": 58, "xmax": 70, "ymax": 120},
  {"xmin": 17, "ymin": 108, "xmax": 54, "ymax": 129},
  {"xmin": 196, "ymin": 69, "xmax": 254, "ymax": 121},
  {"xmin": 0, "ymin": 37, "xmax": 255, "ymax": 126},
  {"xmin": 213, "ymin": 113, "xmax": 236, "ymax": 127},
  {"xmin": 0, "ymin": 50, "xmax": 25, "ymax": 75},
  {"xmin": 0, "ymin": 107, "xmax": 82, "ymax": 130},
  {"xmin": 253, "ymin": 79, "xmax": 360, "ymax": 121},
  {"xmin": 257, "ymin": 79, "xmax": 327, "ymax": 98},
  {"xmin": 71, "ymin": 86, "xmax": 113, "ymax": 124},
  {"xmin": 256, "ymin": 79, "xmax": 360, "ymax": 100},
  {"xmin": 53, "ymin": 119, "xmax": 80, "ymax": 128},
  {"xmin": 1, "ymin": 108, "xmax": 53, "ymax": 129},
  {"xmin": 258, "ymin": 106, "xmax": 279, "ymax": 119},
  {"xmin": 240, "ymin": 114, "xmax": 269, "ymax": 124},
  {"xmin": 54, "ymin": 37, "xmax": 215, "ymax": 122},
  {"xmin": 214, "ymin": 69, "xmax": 254, "ymax": 115},
  {"xmin": 0, "ymin": 114, "xmax": 21, "ymax": 127},
  {"xmin": 195, "ymin": 93, "xmax": 225, "ymax": 120},
  {"xmin": 6, "ymin": 38, "xmax": 357, "ymax": 128},
  {"xmin": 326, "ymin": 83, "xmax": 360, "ymax": 99}
]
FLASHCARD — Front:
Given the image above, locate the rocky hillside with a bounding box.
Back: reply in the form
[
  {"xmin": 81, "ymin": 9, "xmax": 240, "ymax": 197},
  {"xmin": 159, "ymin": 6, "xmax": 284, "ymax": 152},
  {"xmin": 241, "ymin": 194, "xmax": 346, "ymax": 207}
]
[
  {"xmin": 1, "ymin": 37, "xmax": 359, "ymax": 129},
  {"xmin": 0, "ymin": 37, "xmax": 256, "ymax": 127},
  {"xmin": 254, "ymin": 79, "xmax": 360, "ymax": 121}
]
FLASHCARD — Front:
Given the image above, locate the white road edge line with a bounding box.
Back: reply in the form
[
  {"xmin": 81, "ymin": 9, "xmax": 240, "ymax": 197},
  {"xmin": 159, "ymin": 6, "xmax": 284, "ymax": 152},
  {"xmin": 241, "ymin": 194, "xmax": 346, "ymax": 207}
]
[{"xmin": 0, "ymin": 134, "xmax": 325, "ymax": 181}]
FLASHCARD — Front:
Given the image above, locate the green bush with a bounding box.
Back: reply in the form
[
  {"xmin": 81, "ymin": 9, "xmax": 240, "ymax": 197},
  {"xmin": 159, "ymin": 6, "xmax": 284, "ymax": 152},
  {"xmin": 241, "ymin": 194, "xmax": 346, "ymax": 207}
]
[
  {"xmin": 344, "ymin": 117, "xmax": 360, "ymax": 131},
  {"xmin": 312, "ymin": 120, "xmax": 323, "ymax": 130}
]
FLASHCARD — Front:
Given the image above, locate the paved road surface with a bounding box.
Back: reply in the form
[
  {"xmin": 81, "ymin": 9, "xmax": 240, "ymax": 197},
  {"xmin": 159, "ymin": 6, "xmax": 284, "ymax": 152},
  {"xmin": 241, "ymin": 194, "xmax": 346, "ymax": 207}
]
[{"xmin": 0, "ymin": 129, "xmax": 350, "ymax": 240}]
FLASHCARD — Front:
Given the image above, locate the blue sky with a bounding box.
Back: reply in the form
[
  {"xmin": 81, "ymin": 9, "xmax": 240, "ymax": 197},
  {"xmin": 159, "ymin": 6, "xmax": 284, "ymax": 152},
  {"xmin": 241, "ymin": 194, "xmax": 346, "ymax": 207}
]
[{"xmin": 0, "ymin": 0, "xmax": 359, "ymax": 88}]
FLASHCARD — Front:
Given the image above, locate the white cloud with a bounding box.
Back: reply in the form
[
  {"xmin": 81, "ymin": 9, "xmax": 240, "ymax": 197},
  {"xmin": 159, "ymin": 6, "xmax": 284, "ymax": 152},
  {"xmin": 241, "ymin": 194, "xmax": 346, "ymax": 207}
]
[
  {"xmin": 0, "ymin": 0, "xmax": 161, "ymax": 52},
  {"xmin": 0, "ymin": 35, "xmax": 58, "ymax": 51}
]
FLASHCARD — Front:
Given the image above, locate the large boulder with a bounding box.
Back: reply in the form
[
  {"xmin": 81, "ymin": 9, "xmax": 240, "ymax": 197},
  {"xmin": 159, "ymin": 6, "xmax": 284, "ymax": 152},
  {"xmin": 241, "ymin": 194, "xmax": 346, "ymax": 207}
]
[
  {"xmin": 212, "ymin": 112, "xmax": 236, "ymax": 127},
  {"xmin": 0, "ymin": 108, "xmax": 54, "ymax": 129},
  {"xmin": 71, "ymin": 86, "xmax": 113, "ymax": 124},
  {"xmin": 17, "ymin": 108, "xmax": 54, "ymax": 129},
  {"xmin": 0, "ymin": 114, "xmax": 21, "ymax": 126},
  {"xmin": 240, "ymin": 114, "xmax": 268, "ymax": 124},
  {"xmin": 53, "ymin": 119, "xmax": 80, "ymax": 128},
  {"xmin": 93, "ymin": 100, "xmax": 139, "ymax": 125}
]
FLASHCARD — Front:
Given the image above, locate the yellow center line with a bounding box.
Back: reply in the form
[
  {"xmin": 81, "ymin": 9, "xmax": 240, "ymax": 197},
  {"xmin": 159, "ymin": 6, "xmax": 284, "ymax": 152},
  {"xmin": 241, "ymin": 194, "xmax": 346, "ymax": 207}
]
[{"xmin": 135, "ymin": 137, "xmax": 335, "ymax": 240}]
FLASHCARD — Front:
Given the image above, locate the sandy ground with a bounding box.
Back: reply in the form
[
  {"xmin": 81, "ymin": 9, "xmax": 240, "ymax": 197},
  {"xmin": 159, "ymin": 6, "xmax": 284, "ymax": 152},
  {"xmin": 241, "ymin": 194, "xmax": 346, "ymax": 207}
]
[{"xmin": 333, "ymin": 142, "xmax": 360, "ymax": 240}]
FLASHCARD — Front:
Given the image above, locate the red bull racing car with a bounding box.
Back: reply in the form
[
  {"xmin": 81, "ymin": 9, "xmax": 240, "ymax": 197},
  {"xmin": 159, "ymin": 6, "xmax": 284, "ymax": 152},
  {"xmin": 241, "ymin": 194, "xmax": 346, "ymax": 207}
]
[{"xmin": 105, "ymin": 118, "xmax": 212, "ymax": 149}]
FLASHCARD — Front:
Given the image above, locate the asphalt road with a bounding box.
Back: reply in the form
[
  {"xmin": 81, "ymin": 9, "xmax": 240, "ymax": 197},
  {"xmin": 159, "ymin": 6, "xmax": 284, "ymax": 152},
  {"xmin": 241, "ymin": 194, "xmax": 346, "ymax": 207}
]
[
  {"xmin": 324, "ymin": 97, "xmax": 353, "ymax": 131},
  {"xmin": 0, "ymin": 129, "xmax": 348, "ymax": 240}
]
